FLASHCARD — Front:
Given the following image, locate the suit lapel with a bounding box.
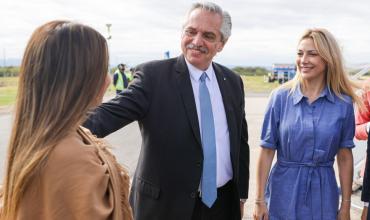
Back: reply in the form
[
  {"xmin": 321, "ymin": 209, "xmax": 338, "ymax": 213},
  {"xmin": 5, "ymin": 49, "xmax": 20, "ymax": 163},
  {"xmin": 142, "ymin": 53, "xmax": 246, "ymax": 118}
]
[
  {"xmin": 175, "ymin": 56, "xmax": 202, "ymax": 147},
  {"xmin": 213, "ymin": 63, "xmax": 238, "ymax": 164}
]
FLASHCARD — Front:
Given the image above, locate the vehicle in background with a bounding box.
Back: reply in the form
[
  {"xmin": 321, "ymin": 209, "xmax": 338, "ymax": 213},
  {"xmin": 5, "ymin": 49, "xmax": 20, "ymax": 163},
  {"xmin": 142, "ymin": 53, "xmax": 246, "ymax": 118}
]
[{"xmin": 266, "ymin": 64, "xmax": 296, "ymax": 84}]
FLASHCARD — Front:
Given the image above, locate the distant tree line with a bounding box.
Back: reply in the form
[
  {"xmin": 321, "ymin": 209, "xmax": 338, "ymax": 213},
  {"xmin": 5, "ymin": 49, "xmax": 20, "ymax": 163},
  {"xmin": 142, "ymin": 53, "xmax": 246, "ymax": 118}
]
[
  {"xmin": 232, "ymin": 66, "xmax": 370, "ymax": 77},
  {"xmin": 0, "ymin": 66, "xmax": 20, "ymax": 77},
  {"xmin": 348, "ymin": 69, "xmax": 370, "ymax": 76},
  {"xmin": 2, "ymin": 65, "xmax": 369, "ymax": 78},
  {"xmin": 232, "ymin": 66, "xmax": 269, "ymax": 76}
]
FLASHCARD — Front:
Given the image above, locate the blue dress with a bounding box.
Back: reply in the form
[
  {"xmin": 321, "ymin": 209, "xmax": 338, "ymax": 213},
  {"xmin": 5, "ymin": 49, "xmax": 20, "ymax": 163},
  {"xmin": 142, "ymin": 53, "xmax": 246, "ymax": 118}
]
[{"xmin": 260, "ymin": 85, "xmax": 355, "ymax": 220}]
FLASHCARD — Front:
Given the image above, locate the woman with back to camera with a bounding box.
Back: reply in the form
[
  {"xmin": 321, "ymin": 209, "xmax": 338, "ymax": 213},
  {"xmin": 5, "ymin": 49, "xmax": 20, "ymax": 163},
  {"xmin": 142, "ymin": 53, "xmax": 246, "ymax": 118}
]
[
  {"xmin": 0, "ymin": 20, "xmax": 133, "ymax": 220},
  {"xmin": 253, "ymin": 28, "xmax": 361, "ymax": 220}
]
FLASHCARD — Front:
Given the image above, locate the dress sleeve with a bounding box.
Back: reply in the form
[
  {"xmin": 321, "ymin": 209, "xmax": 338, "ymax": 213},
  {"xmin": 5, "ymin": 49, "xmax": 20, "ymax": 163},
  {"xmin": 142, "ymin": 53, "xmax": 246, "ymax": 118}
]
[
  {"xmin": 41, "ymin": 141, "xmax": 114, "ymax": 220},
  {"xmin": 340, "ymin": 101, "xmax": 355, "ymax": 148},
  {"xmin": 260, "ymin": 91, "xmax": 280, "ymax": 149},
  {"xmin": 355, "ymin": 90, "xmax": 370, "ymax": 140}
]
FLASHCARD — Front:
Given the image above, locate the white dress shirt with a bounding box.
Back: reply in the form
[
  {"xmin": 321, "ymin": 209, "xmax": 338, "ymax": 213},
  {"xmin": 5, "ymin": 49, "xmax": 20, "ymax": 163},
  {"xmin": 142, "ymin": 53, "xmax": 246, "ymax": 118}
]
[{"xmin": 185, "ymin": 59, "xmax": 233, "ymax": 187}]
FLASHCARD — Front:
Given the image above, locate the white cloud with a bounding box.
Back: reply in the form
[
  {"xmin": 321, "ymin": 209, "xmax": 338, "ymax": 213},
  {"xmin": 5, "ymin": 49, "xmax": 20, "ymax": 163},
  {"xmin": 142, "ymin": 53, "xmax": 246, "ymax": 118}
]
[{"xmin": 1, "ymin": 0, "xmax": 370, "ymax": 67}]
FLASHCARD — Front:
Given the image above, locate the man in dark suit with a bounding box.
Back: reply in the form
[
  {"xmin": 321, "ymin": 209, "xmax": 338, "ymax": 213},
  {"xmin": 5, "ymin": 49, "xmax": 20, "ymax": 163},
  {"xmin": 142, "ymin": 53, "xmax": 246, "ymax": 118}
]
[{"xmin": 84, "ymin": 2, "xmax": 249, "ymax": 220}]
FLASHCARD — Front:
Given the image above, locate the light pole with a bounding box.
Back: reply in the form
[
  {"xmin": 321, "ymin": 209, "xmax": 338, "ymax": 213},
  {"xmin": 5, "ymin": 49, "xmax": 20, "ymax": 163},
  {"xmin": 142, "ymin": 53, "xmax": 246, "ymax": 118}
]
[
  {"xmin": 106, "ymin": 23, "xmax": 112, "ymax": 40},
  {"xmin": 106, "ymin": 24, "xmax": 112, "ymax": 74}
]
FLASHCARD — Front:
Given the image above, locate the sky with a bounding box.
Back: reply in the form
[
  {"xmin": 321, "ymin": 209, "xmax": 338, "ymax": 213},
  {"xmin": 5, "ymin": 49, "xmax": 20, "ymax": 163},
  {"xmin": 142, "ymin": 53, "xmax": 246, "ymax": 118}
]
[{"xmin": 1, "ymin": 0, "xmax": 370, "ymax": 68}]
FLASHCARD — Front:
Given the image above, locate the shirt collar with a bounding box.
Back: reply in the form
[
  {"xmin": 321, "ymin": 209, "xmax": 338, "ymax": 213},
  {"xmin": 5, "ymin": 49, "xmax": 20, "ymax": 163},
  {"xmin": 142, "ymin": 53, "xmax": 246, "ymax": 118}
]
[
  {"xmin": 321, "ymin": 86, "xmax": 335, "ymax": 103},
  {"xmin": 292, "ymin": 83, "xmax": 335, "ymax": 105},
  {"xmin": 185, "ymin": 58, "xmax": 215, "ymax": 82}
]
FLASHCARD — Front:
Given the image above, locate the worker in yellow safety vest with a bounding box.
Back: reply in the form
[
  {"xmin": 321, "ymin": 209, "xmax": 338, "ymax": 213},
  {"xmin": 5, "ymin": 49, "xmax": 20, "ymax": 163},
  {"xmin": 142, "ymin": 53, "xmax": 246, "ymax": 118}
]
[{"xmin": 113, "ymin": 63, "xmax": 128, "ymax": 94}]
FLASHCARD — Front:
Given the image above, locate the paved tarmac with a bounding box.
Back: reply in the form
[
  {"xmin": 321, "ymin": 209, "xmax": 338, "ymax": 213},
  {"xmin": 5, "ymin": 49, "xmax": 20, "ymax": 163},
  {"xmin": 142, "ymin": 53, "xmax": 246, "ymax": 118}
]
[{"xmin": 0, "ymin": 94, "xmax": 365, "ymax": 219}]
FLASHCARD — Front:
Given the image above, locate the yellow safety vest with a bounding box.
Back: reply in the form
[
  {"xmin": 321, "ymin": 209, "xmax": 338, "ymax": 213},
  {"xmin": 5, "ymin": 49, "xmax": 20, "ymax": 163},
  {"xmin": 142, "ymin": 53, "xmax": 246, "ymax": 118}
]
[
  {"xmin": 115, "ymin": 71, "xmax": 124, "ymax": 90},
  {"xmin": 126, "ymin": 71, "xmax": 133, "ymax": 81}
]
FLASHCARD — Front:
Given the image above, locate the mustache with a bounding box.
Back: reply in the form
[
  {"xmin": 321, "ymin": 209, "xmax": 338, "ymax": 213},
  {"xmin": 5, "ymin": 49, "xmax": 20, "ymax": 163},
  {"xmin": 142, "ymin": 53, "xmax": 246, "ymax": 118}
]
[{"xmin": 186, "ymin": 43, "xmax": 208, "ymax": 53}]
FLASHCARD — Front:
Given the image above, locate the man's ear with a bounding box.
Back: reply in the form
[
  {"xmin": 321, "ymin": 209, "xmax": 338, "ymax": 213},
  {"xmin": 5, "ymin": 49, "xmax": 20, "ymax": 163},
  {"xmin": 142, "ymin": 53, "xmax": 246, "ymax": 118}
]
[{"xmin": 217, "ymin": 39, "xmax": 228, "ymax": 52}]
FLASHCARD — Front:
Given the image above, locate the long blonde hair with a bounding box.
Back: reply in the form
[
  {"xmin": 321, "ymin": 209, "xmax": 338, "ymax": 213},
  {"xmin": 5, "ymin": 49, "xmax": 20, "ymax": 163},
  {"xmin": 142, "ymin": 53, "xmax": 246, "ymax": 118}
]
[
  {"xmin": 281, "ymin": 28, "xmax": 362, "ymax": 106},
  {"xmin": 1, "ymin": 21, "xmax": 109, "ymax": 219}
]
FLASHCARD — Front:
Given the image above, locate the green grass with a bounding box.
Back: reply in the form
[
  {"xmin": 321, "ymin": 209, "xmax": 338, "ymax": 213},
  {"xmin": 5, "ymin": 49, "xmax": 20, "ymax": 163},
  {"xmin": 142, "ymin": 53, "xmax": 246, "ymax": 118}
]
[
  {"xmin": 0, "ymin": 77, "xmax": 118, "ymax": 107},
  {"xmin": 0, "ymin": 76, "xmax": 281, "ymax": 107},
  {"xmin": 0, "ymin": 87, "xmax": 17, "ymax": 106},
  {"xmin": 0, "ymin": 77, "xmax": 18, "ymax": 87},
  {"xmin": 0, "ymin": 77, "xmax": 18, "ymax": 106},
  {"xmin": 106, "ymin": 84, "xmax": 117, "ymax": 97},
  {"xmin": 242, "ymin": 75, "xmax": 280, "ymax": 93}
]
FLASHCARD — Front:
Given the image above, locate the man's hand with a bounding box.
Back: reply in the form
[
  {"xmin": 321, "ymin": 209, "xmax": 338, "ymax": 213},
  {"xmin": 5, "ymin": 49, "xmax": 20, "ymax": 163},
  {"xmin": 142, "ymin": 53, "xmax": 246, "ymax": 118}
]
[
  {"xmin": 362, "ymin": 207, "xmax": 368, "ymax": 220},
  {"xmin": 240, "ymin": 201, "xmax": 245, "ymax": 219}
]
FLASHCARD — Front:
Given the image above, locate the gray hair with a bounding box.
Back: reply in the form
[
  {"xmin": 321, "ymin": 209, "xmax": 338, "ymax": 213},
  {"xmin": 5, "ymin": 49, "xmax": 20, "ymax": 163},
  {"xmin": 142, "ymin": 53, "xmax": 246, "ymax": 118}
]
[{"xmin": 184, "ymin": 2, "xmax": 232, "ymax": 42}]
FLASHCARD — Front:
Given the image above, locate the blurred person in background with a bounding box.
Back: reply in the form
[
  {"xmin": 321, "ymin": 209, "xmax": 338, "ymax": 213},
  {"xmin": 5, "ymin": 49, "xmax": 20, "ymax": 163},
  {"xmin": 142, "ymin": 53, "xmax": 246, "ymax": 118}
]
[
  {"xmin": 355, "ymin": 80, "xmax": 370, "ymax": 220},
  {"xmin": 113, "ymin": 63, "xmax": 129, "ymax": 94}
]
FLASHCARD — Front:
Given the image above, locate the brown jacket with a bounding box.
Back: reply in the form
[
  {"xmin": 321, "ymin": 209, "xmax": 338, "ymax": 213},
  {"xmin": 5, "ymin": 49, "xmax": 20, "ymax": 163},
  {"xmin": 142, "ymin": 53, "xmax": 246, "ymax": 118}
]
[{"xmin": 17, "ymin": 127, "xmax": 132, "ymax": 220}]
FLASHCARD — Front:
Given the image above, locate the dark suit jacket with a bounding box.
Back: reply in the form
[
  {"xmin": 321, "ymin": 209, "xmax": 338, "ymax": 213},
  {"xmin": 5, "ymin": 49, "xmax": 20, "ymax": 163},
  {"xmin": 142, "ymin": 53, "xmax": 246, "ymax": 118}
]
[
  {"xmin": 84, "ymin": 55, "xmax": 250, "ymax": 220},
  {"xmin": 362, "ymin": 134, "xmax": 370, "ymax": 202}
]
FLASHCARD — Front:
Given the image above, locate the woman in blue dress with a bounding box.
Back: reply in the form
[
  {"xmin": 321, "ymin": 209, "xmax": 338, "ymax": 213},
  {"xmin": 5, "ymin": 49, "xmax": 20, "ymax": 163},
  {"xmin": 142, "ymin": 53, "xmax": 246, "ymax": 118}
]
[{"xmin": 253, "ymin": 28, "xmax": 362, "ymax": 220}]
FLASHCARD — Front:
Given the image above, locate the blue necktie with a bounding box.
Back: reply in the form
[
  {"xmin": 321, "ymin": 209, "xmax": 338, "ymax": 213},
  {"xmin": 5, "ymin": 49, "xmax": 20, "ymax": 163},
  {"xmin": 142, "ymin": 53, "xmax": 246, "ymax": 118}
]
[{"xmin": 199, "ymin": 72, "xmax": 217, "ymax": 208}]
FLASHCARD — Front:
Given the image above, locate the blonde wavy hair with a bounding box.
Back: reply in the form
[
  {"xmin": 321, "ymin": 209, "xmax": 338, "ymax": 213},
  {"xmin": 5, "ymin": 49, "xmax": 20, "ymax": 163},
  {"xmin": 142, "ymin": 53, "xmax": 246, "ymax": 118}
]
[
  {"xmin": 281, "ymin": 28, "xmax": 362, "ymax": 107},
  {"xmin": 0, "ymin": 21, "xmax": 131, "ymax": 219}
]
